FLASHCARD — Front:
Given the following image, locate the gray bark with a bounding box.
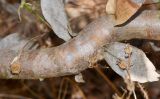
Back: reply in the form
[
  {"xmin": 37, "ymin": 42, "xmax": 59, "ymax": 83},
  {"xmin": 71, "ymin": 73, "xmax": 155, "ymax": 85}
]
[{"xmin": 0, "ymin": 10, "xmax": 160, "ymax": 79}]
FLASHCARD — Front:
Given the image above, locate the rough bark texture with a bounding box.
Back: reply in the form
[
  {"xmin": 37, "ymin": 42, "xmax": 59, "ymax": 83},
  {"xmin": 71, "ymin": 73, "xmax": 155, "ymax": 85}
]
[{"xmin": 0, "ymin": 10, "xmax": 160, "ymax": 79}]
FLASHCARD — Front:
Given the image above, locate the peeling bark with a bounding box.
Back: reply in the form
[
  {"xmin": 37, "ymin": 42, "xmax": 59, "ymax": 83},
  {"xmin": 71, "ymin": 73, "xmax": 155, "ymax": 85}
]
[{"xmin": 0, "ymin": 10, "xmax": 160, "ymax": 79}]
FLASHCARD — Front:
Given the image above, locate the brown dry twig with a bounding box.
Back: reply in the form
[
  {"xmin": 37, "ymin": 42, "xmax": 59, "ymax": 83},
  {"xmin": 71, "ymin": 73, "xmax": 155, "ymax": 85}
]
[{"xmin": 137, "ymin": 83, "xmax": 149, "ymax": 99}]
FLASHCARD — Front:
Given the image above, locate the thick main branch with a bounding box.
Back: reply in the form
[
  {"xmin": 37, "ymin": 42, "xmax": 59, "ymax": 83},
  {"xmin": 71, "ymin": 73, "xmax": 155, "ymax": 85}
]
[{"xmin": 0, "ymin": 10, "xmax": 160, "ymax": 79}]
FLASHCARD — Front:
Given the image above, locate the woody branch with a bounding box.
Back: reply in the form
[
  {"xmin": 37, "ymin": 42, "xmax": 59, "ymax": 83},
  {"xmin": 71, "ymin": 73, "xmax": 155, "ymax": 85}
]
[{"xmin": 0, "ymin": 10, "xmax": 160, "ymax": 79}]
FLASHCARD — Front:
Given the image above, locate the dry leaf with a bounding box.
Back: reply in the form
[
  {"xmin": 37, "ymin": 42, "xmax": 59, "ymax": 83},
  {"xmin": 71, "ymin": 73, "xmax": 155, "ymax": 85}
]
[
  {"xmin": 106, "ymin": 0, "xmax": 145, "ymax": 25},
  {"xmin": 106, "ymin": 0, "xmax": 117, "ymax": 15},
  {"xmin": 115, "ymin": 0, "xmax": 145, "ymax": 25},
  {"xmin": 0, "ymin": 33, "xmax": 37, "ymax": 52},
  {"xmin": 0, "ymin": 33, "xmax": 28, "ymax": 51},
  {"xmin": 41, "ymin": 0, "xmax": 71, "ymax": 41},
  {"xmin": 104, "ymin": 42, "xmax": 160, "ymax": 83}
]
